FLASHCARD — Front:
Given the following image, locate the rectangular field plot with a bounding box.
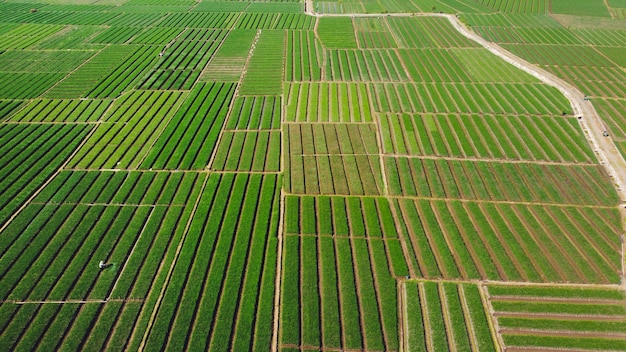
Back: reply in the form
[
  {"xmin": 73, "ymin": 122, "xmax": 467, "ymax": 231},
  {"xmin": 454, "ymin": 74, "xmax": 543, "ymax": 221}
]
[
  {"xmin": 286, "ymin": 154, "xmax": 384, "ymax": 195},
  {"xmin": 0, "ymin": 72, "xmax": 66, "ymax": 99},
  {"xmin": 384, "ymin": 157, "xmax": 618, "ymax": 205},
  {"xmin": 284, "ymin": 83, "xmax": 373, "ymax": 122},
  {"xmin": 280, "ymin": 234, "xmax": 403, "ymax": 351},
  {"xmin": 0, "ymin": 24, "xmax": 64, "ymax": 50},
  {"xmin": 285, "ymin": 123, "xmax": 383, "ymax": 195},
  {"xmin": 286, "ymin": 123, "xmax": 380, "ymax": 156},
  {"xmin": 387, "ymin": 17, "xmax": 480, "ymax": 49},
  {"xmin": 501, "ymin": 44, "xmax": 617, "ymax": 67},
  {"xmin": 32, "ymin": 171, "xmax": 206, "ymax": 206},
  {"xmin": 0, "ymin": 49, "xmax": 95, "ymax": 74},
  {"xmin": 284, "ymin": 195, "xmax": 404, "ymax": 239},
  {"xmin": 239, "ymin": 30, "xmax": 286, "ymax": 96},
  {"xmin": 0, "ymin": 124, "xmax": 91, "ymax": 227},
  {"xmin": 225, "ymin": 95, "xmax": 281, "ymax": 130},
  {"xmin": 140, "ymin": 173, "xmax": 280, "ymax": 352},
  {"xmin": 487, "ymin": 284, "xmax": 626, "ymax": 351},
  {"xmin": 155, "ymin": 12, "xmax": 238, "ymax": 28},
  {"xmin": 68, "ymin": 90, "xmax": 186, "ymax": 170},
  {"xmin": 324, "ymin": 49, "xmax": 410, "ymax": 82},
  {"xmin": 316, "ymin": 17, "xmax": 358, "ymax": 49},
  {"xmin": 473, "ymin": 0, "xmax": 549, "ymax": 13},
  {"xmin": 46, "ymin": 44, "xmax": 161, "ymax": 99},
  {"xmin": 211, "ymin": 131, "xmax": 281, "ymax": 172},
  {"xmin": 139, "ymin": 29, "xmax": 228, "ymax": 90},
  {"xmin": 201, "ymin": 29, "xmax": 255, "ymax": 82},
  {"xmin": 354, "ymin": 17, "xmax": 398, "ymax": 48},
  {"xmin": 378, "ymin": 113, "xmax": 596, "ymax": 163},
  {"xmin": 285, "ymin": 30, "xmax": 323, "ymax": 81},
  {"xmin": 0, "ymin": 301, "xmax": 143, "ymax": 352},
  {"xmin": 395, "ymin": 199, "xmax": 622, "ymax": 283},
  {"xmin": 0, "ymin": 204, "xmax": 180, "ymax": 301},
  {"xmin": 8, "ymin": 99, "xmax": 112, "ymax": 123},
  {"xmin": 370, "ymin": 83, "xmax": 571, "ymax": 115},
  {"xmin": 140, "ymin": 82, "xmax": 235, "ymax": 170},
  {"xmin": 451, "ymin": 48, "xmax": 540, "ymax": 82},
  {"xmin": 398, "ymin": 49, "xmax": 473, "ymax": 82},
  {"xmin": 547, "ymin": 66, "xmax": 626, "ymax": 97},
  {"xmin": 404, "ymin": 282, "xmax": 497, "ymax": 352}
]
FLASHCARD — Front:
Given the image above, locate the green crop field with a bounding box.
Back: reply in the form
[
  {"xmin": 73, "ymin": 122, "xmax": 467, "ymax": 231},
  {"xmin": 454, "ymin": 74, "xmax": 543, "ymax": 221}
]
[{"xmin": 0, "ymin": 0, "xmax": 624, "ymax": 351}]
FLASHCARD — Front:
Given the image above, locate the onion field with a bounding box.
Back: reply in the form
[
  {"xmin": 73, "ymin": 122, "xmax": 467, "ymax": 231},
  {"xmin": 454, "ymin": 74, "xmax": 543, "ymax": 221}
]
[{"xmin": 0, "ymin": 1, "xmax": 624, "ymax": 352}]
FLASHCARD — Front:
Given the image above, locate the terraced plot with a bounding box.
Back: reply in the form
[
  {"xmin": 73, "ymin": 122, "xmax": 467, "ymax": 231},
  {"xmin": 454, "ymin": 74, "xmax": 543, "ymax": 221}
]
[{"xmin": 487, "ymin": 285, "xmax": 626, "ymax": 351}]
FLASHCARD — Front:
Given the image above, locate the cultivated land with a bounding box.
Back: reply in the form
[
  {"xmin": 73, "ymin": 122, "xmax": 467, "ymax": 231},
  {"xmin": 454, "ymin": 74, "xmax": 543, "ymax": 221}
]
[{"xmin": 0, "ymin": 0, "xmax": 625, "ymax": 351}]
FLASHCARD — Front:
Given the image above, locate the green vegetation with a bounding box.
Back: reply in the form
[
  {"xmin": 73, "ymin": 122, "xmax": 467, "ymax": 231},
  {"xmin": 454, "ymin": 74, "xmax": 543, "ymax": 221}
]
[{"xmin": 0, "ymin": 1, "xmax": 624, "ymax": 351}]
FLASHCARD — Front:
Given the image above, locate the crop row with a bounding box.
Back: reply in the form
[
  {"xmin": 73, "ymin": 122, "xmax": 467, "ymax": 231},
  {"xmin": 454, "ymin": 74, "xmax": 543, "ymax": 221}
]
[
  {"xmin": 398, "ymin": 48, "xmax": 473, "ymax": 83},
  {"xmin": 285, "ymin": 30, "xmax": 322, "ymax": 81},
  {"xmin": 200, "ymin": 29, "xmax": 256, "ymax": 82},
  {"xmin": 550, "ymin": 65, "xmax": 626, "ymax": 86},
  {"xmin": 33, "ymin": 170, "xmax": 206, "ymax": 206},
  {"xmin": 462, "ymin": 13, "xmax": 562, "ymax": 28},
  {"xmin": 239, "ymin": 30, "xmax": 286, "ymax": 95},
  {"xmin": 384, "ymin": 157, "xmax": 617, "ymax": 205},
  {"xmin": 284, "ymin": 195, "xmax": 405, "ymax": 241},
  {"xmin": 0, "ymin": 301, "xmax": 142, "ymax": 352},
  {"xmin": 562, "ymin": 76, "xmax": 626, "ymax": 100},
  {"xmin": 286, "ymin": 154, "xmax": 384, "ymax": 196},
  {"xmin": 0, "ymin": 24, "xmax": 62, "ymax": 46},
  {"xmin": 379, "ymin": 113, "xmax": 595, "ymax": 163},
  {"xmin": 104, "ymin": 13, "xmax": 165, "ymax": 27},
  {"xmin": 68, "ymin": 90, "xmax": 185, "ymax": 169},
  {"xmin": 474, "ymin": 0, "xmax": 548, "ymax": 13},
  {"xmin": 571, "ymin": 28, "xmax": 626, "ymax": 47},
  {"xmin": 211, "ymin": 131, "xmax": 280, "ymax": 172},
  {"xmin": 592, "ymin": 98, "xmax": 626, "ymax": 139},
  {"xmin": 142, "ymin": 173, "xmax": 279, "ymax": 352},
  {"xmin": 89, "ymin": 26, "xmax": 144, "ymax": 44},
  {"xmin": 486, "ymin": 284, "xmax": 626, "ymax": 351},
  {"xmin": 287, "ymin": 122, "xmax": 379, "ymax": 157},
  {"xmin": 0, "ymin": 11, "xmax": 118, "ymax": 26},
  {"xmin": 284, "ymin": 83, "xmax": 373, "ymax": 122},
  {"xmin": 141, "ymin": 82, "xmax": 236, "ymax": 170},
  {"xmin": 273, "ymin": 13, "xmax": 315, "ymax": 30},
  {"xmin": 502, "ymin": 44, "xmax": 616, "ymax": 66},
  {"xmin": 387, "ymin": 17, "xmax": 480, "ymax": 49},
  {"xmin": 225, "ymin": 95, "xmax": 281, "ymax": 130},
  {"xmin": 396, "ymin": 198, "xmax": 621, "ymax": 283},
  {"xmin": 0, "ymin": 204, "xmax": 154, "ymax": 301},
  {"xmin": 354, "ymin": 18, "xmax": 398, "ymax": 49},
  {"xmin": 156, "ymin": 12, "xmax": 238, "ymax": 28},
  {"xmin": 325, "ymin": 49, "xmax": 410, "ymax": 82},
  {"xmin": 235, "ymin": 13, "xmax": 314, "ymax": 30},
  {"xmin": 281, "ymin": 234, "xmax": 402, "ymax": 350},
  {"xmin": 139, "ymin": 29, "xmax": 227, "ymax": 90},
  {"xmin": 405, "ymin": 282, "xmax": 496, "ymax": 352},
  {"xmin": 9, "ymin": 99, "xmax": 111, "ymax": 123},
  {"xmin": 129, "ymin": 27, "xmax": 183, "ymax": 45},
  {"xmin": 0, "ymin": 100, "xmax": 23, "ymax": 121},
  {"xmin": 0, "ymin": 72, "xmax": 65, "ymax": 99},
  {"xmin": 0, "ymin": 49, "xmax": 95, "ymax": 74},
  {"xmin": 316, "ymin": 17, "xmax": 358, "ymax": 49},
  {"xmin": 44, "ymin": 45, "xmax": 137, "ymax": 98},
  {"xmin": 369, "ymin": 82, "xmax": 571, "ymax": 115},
  {"xmin": 32, "ymin": 26, "xmax": 104, "ymax": 50},
  {"xmin": 0, "ymin": 124, "xmax": 91, "ymax": 227}
]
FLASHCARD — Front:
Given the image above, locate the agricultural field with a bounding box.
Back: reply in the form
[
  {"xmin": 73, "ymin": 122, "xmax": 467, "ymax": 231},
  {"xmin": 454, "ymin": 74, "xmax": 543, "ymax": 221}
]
[{"xmin": 0, "ymin": 1, "xmax": 625, "ymax": 352}]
